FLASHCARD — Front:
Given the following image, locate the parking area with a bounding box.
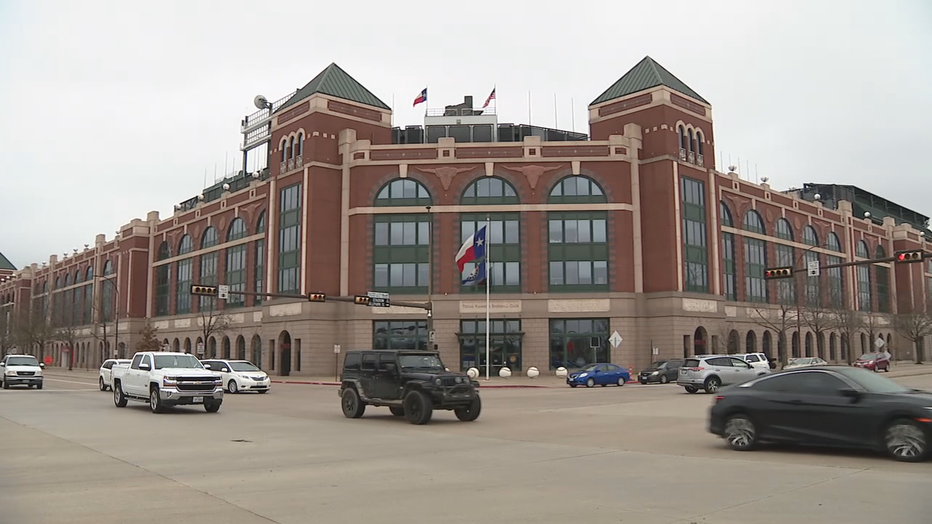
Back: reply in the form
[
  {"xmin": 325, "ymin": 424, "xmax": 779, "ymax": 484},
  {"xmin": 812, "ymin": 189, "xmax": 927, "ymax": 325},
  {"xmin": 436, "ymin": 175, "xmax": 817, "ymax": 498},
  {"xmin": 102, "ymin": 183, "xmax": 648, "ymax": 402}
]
[{"xmin": 1, "ymin": 370, "xmax": 931, "ymax": 524}]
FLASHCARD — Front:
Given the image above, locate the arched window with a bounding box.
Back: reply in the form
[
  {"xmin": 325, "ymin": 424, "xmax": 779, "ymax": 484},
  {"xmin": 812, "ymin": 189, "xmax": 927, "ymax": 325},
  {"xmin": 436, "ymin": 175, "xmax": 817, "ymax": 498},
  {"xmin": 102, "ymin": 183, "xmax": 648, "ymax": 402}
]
[
  {"xmin": 254, "ymin": 211, "xmax": 266, "ymax": 306},
  {"xmin": 201, "ymin": 227, "xmax": 218, "ymax": 249},
  {"xmin": 687, "ymin": 129, "xmax": 695, "ymax": 153},
  {"xmin": 178, "ymin": 235, "xmax": 193, "ymax": 255},
  {"xmin": 459, "ymin": 177, "xmax": 520, "ymax": 293},
  {"xmin": 775, "ymin": 219, "xmax": 794, "ymax": 241},
  {"xmin": 64, "ymin": 273, "xmax": 71, "ymax": 287},
  {"xmin": 720, "ymin": 201, "xmax": 733, "ymax": 227},
  {"xmin": 856, "ymin": 240, "xmax": 871, "ymax": 312},
  {"xmin": 548, "ymin": 176, "xmax": 609, "ymax": 292},
  {"xmin": 678, "ymin": 126, "xmax": 687, "ymax": 150},
  {"xmin": 461, "ymin": 176, "xmax": 518, "ymax": 205},
  {"xmin": 743, "ymin": 210, "xmax": 766, "ymax": 235},
  {"xmin": 227, "ymin": 217, "xmax": 247, "ymax": 241},
  {"xmin": 157, "ymin": 241, "xmax": 171, "ymax": 261},
  {"xmin": 55, "ymin": 277, "xmax": 61, "ymax": 289},
  {"xmin": 548, "ymin": 175, "xmax": 606, "ymax": 204},
  {"xmin": 85, "ymin": 267, "xmax": 93, "ymax": 281},
  {"xmin": 74, "ymin": 270, "xmax": 83, "ymax": 284},
  {"xmin": 696, "ymin": 131, "xmax": 704, "ymax": 156},
  {"xmin": 375, "ymin": 178, "xmax": 431, "ymax": 207},
  {"xmin": 297, "ymin": 132, "xmax": 304, "ymax": 158},
  {"xmin": 827, "ymin": 232, "xmax": 842, "ymax": 252},
  {"xmin": 281, "ymin": 139, "xmax": 288, "ymax": 162},
  {"xmin": 803, "ymin": 226, "xmax": 818, "ymax": 246},
  {"xmin": 875, "ymin": 244, "xmax": 886, "ymax": 258},
  {"xmin": 373, "ymin": 179, "xmax": 432, "ymax": 293}
]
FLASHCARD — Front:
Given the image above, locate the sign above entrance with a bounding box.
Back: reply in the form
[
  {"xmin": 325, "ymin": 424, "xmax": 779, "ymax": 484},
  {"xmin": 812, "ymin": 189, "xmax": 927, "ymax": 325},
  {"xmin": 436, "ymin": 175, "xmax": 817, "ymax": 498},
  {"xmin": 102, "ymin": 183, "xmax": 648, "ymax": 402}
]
[{"xmin": 609, "ymin": 331, "xmax": 623, "ymax": 348}]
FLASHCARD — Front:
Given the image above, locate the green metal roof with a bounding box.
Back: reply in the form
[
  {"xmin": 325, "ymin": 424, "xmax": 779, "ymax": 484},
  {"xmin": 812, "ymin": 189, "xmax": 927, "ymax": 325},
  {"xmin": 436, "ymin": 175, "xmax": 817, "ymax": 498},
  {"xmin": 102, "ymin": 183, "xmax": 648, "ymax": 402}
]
[
  {"xmin": 0, "ymin": 251, "xmax": 14, "ymax": 271},
  {"xmin": 276, "ymin": 63, "xmax": 391, "ymax": 113},
  {"xmin": 590, "ymin": 56, "xmax": 708, "ymax": 106}
]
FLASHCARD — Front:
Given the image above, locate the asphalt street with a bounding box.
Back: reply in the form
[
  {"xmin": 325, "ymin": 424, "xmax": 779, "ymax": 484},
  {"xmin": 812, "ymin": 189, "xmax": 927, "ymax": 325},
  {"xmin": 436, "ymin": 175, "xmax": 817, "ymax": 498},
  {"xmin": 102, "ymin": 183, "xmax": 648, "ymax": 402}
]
[{"xmin": 1, "ymin": 370, "xmax": 930, "ymax": 524}]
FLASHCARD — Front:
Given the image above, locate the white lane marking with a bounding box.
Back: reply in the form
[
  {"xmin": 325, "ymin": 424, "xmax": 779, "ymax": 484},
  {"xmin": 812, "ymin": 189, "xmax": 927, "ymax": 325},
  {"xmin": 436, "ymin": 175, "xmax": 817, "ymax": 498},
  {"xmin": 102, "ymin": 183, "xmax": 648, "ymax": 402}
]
[{"xmin": 42, "ymin": 377, "xmax": 100, "ymax": 386}]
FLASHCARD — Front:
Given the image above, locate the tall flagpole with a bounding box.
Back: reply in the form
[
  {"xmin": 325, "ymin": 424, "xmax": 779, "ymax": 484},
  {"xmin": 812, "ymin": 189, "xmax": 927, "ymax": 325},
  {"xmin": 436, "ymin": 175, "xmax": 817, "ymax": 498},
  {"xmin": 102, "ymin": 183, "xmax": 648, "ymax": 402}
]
[{"xmin": 485, "ymin": 215, "xmax": 491, "ymax": 381}]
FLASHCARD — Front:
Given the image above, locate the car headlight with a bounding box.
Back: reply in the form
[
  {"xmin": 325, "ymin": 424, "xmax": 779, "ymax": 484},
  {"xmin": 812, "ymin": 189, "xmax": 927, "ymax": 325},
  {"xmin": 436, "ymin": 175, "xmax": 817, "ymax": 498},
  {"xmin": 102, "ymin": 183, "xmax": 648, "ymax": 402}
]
[
  {"xmin": 162, "ymin": 377, "xmax": 177, "ymax": 386},
  {"xmin": 434, "ymin": 378, "xmax": 443, "ymax": 386},
  {"xmin": 214, "ymin": 378, "xmax": 223, "ymax": 386},
  {"xmin": 4, "ymin": 370, "xmax": 15, "ymax": 376},
  {"xmin": 651, "ymin": 371, "xmax": 659, "ymax": 375},
  {"xmin": 578, "ymin": 373, "xmax": 588, "ymax": 378}
]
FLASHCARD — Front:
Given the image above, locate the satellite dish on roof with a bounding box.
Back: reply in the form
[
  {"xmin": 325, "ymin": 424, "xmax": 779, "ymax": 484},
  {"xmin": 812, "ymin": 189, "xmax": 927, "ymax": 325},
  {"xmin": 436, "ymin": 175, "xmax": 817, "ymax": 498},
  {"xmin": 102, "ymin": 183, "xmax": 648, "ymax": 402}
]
[{"xmin": 254, "ymin": 95, "xmax": 270, "ymax": 110}]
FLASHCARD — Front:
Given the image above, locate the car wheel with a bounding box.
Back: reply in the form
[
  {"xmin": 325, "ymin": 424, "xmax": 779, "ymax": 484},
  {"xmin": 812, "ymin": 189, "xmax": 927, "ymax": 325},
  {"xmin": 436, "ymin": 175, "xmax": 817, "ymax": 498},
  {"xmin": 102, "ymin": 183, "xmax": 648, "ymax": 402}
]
[
  {"xmin": 685, "ymin": 386, "xmax": 699, "ymax": 394},
  {"xmin": 454, "ymin": 396, "xmax": 481, "ymax": 422},
  {"xmin": 659, "ymin": 375, "xmax": 669, "ymax": 384},
  {"xmin": 723, "ymin": 414, "xmax": 757, "ymax": 451},
  {"xmin": 36, "ymin": 383, "xmax": 42, "ymax": 390},
  {"xmin": 586, "ymin": 378, "xmax": 595, "ymax": 388},
  {"xmin": 2, "ymin": 379, "xmax": 8, "ymax": 390},
  {"xmin": 885, "ymin": 364, "xmax": 891, "ymax": 373},
  {"xmin": 389, "ymin": 406, "xmax": 405, "ymax": 417},
  {"xmin": 257, "ymin": 389, "xmax": 269, "ymax": 394},
  {"xmin": 149, "ymin": 387, "xmax": 164, "ymax": 414},
  {"xmin": 569, "ymin": 384, "xmax": 578, "ymax": 388},
  {"xmin": 341, "ymin": 387, "xmax": 366, "ymax": 419},
  {"xmin": 228, "ymin": 380, "xmax": 238, "ymax": 394},
  {"xmin": 403, "ymin": 390, "xmax": 433, "ymax": 425},
  {"xmin": 884, "ymin": 419, "xmax": 929, "ymax": 462},
  {"xmin": 113, "ymin": 382, "xmax": 127, "ymax": 407},
  {"xmin": 99, "ymin": 377, "xmax": 107, "ymax": 391},
  {"xmin": 704, "ymin": 376, "xmax": 721, "ymax": 394},
  {"xmin": 616, "ymin": 377, "xmax": 626, "ymax": 387},
  {"xmin": 204, "ymin": 401, "xmax": 221, "ymax": 413}
]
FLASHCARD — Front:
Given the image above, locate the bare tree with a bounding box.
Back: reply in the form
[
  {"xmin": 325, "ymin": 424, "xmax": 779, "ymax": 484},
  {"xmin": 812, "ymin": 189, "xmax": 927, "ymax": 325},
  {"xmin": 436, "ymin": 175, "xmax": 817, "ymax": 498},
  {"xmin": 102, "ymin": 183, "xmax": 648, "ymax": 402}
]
[
  {"xmin": 711, "ymin": 322, "xmax": 739, "ymax": 354},
  {"xmin": 831, "ymin": 307, "xmax": 864, "ymax": 365},
  {"xmin": 751, "ymin": 303, "xmax": 797, "ymax": 367},
  {"xmin": 0, "ymin": 306, "xmax": 13, "ymax": 357},
  {"xmin": 893, "ymin": 307, "xmax": 932, "ymax": 364},
  {"xmin": 800, "ymin": 281, "xmax": 834, "ymax": 360},
  {"xmin": 136, "ymin": 324, "xmax": 162, "ymax": 352},
  {"xmin": 12, "ymin": 302, "xmax": 55, "ymax": 360},
  {"xmin": 53, "ymin": 320, "xmax": 81, "ymax": 371},
  {"xmin": 198, "ymin": 300, "xmax": 231, "ymax": 357}
]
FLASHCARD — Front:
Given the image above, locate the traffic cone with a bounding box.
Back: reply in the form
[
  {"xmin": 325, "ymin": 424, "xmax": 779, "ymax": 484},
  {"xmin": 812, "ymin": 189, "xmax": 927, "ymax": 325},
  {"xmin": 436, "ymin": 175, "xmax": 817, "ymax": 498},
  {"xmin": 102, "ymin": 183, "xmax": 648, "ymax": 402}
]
[{"xmin": 628, "ymin": 366, "xmax": 634, "ymax": 383}]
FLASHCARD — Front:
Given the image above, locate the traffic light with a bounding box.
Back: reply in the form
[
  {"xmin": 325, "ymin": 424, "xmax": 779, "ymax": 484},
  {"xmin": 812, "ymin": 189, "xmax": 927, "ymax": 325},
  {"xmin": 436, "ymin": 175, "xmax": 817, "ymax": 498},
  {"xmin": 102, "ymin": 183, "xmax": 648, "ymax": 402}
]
[
  {"xmin": 190, "ymin": 284, "xmax": 218, "ymax": 296},
  {"xmin": 353, "ymin": 295, "xmax": 371, "ymax": 306},
  {"xmin": 763, "ymin": 267, "xmax": 794, "ymax": 279},
  {"xmin": 307, "ymin": 293, "xmax": 326, "ymax": 302},
  {"xmin": 894, "ymin": 250, "xmax": 924, "ymax": 263}
]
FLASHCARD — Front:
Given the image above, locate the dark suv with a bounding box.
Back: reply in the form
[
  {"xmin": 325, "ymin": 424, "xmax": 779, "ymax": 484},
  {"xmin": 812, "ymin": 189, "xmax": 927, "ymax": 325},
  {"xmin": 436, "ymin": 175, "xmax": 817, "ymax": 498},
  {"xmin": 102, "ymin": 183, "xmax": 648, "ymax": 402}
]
[{"xmin": 338, "ymin": 350, "xmax": 481, "ymax": 425}]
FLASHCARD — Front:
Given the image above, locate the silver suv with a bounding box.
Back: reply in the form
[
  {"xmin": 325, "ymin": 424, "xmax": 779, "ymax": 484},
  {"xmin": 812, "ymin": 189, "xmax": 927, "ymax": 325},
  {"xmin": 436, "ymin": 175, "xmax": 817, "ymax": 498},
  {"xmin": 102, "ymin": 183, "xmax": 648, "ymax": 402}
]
[{"xmin": 677, "ymin": 355, "xmax": 770, "ymax": 394}]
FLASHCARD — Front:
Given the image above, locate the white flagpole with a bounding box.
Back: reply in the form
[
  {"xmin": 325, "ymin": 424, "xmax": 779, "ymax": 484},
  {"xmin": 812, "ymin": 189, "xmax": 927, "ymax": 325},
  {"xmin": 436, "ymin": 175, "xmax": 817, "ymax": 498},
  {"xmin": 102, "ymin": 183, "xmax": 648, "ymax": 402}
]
[{"xmin": 485, "ymin": 215, "xmax": 491, "ymax": 381}]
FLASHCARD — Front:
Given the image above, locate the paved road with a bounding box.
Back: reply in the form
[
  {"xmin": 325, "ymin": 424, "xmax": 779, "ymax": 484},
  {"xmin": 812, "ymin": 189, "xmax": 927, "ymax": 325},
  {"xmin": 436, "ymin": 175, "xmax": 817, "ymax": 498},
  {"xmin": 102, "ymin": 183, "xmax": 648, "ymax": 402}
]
[{"xmin": 1, "ymin": 371, "xmax": 930, "ymax": 524}]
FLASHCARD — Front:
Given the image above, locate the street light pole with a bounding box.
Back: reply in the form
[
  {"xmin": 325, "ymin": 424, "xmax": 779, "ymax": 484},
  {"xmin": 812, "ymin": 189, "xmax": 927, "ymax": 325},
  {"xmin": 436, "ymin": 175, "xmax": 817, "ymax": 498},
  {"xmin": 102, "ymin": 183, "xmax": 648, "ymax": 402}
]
[{"xmin": 794, "ymin": 243, "xmax": 823, "ymax": 362}]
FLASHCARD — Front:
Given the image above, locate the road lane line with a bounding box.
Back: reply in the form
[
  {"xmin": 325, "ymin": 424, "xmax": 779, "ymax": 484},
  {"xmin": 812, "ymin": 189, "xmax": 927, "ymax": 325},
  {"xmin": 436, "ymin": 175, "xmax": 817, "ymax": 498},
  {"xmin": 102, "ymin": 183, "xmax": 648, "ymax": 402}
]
[{"xmin": 43, "ymin": 377, "xmax": 101, "ymax": 386}]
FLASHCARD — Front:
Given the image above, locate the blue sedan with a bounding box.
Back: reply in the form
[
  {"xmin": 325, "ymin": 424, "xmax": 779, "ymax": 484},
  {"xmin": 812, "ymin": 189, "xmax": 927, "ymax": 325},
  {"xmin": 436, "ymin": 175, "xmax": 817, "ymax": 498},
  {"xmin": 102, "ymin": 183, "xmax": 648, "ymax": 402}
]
[{"xmin": 566, "ymin": 363, "xmax": 630, "ymax": 388}]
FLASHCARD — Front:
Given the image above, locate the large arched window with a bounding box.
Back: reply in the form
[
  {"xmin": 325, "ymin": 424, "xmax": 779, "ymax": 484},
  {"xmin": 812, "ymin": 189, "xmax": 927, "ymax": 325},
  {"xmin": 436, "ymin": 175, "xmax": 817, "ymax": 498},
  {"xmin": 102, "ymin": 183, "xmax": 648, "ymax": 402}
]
[
  {"xmin": 459, "ymin": 177, "xmax": 520, "ymax": 293},
  {"xmin": 254, "ymin": 211, "xmax": 266, "ymax": 306},
  {"xmin": 827, "ymin": 232, "xmax": 842, "ymax": 252},
  {"xmin": 875, "ymin": 244, "xmax": 890, "ymax": 313},
  {"xmin": 775, "ymin": 219, "xmax": 794, "ymax": 241},
  {"xmin": 803, "ymin": 226, "xmax": 819, "ymax": 246},
  {"xmin": 176, "ymin": 235, "xmax": 194, "ymax": 315},
  {"xmin": 200, "ymin": 227, "xmax": 219, "ymax": 310},
  {"xmin": 547, "ymin": 176, "xmax": 608, "ymax": 292},
  {"xmin": 720, "ymin": 202, "xmax": 736, "ymax": 301},
  {"xmin": 278, "ymin": 183, "xmax": 302, "ymax": 295},
  {"xmin": 201, "ymin": 227, "xmax": 218, "ymax": 249},
  {"xmin": 178, "ymin": 235, "xmax": 193, "ymax": 255},
  {"xmin": 825, "ymin": 232, "xmax": 844, "ymax": 307},
  {"xmin": 743, "ymin": 210, "xmax": 767, "ymax": 302},
  {"xmin": 227, "ymin": 218, "xmax": 247, "ymax": 241},
  {"xmin": 681, "ymin": 176, "xmax": 708, "ymax": 292},
  {"xmin": 226, "ymin": 218, "xmax": 248, "ymax": 307},
  {"xmin": 155, "ymin": 241, "xmax": 171, "ymax": 316},
  {"xmin": 774, "ymin": 220, "xmax": 795, "ymax": 303},
  {"xmin": 84, "ymin": 267, "xmax": 94, "ymax": 325},
  {"xmin": 375, "ymin": 178, "xmax": 431, "ymax": 207},
  {"xmin": 856, "ymin": 240, "xmax": 871, "ymax": 312},
  {"xmin": 373, "ymin": 178, "xmax": 432, "ymax": 294}
]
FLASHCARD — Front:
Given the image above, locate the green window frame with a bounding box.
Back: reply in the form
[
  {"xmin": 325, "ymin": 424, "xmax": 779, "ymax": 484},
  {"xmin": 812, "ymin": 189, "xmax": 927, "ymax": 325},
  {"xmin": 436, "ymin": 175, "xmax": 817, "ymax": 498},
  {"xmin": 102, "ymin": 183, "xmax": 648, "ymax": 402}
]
[
  {"xmin": 101, "ymin": 260, "xmax": 113, "ymax": 321},
  {"xmin": 722, "ymin": 232, "xmax": 737, "ymax": 301},
  {"xmin": 225, "ymin": 244, "xmax": 247, "ymax": 308},
  {"xmin": 254, "ymin": 212, "xmax": 266, "ymax": 306},
  {"xmin": 744, "ymin": 238, "xmax": 768, "ymax": 303},
  {"xmin": 743, "ymin": 210, "xmax": 766, "ymax": 235},
  {"xmin": 548, "ymin": 212, "xmax": 609, "ymax": 292},
  {"xmin": 548, "ymin": 176, "xmax": 607, "ymax": 205},
  {"xmin": 227, "ymin": 218, "xmax": 247, "ymax": 241},
  {"xmin": 373, "ymin": 320, "xmax": 428, "ymax": 350},
  {"xmin": 459, "ymin": 213, "xmax": 521, "ymax": 293},
  {"xmin": 775, "ymin": 243, "xmax": 796, "ymax": 303},
  {"xmin": 176, "ymin": 258, "xmax": 192, "ymax": 314},
  {"xmin": 461, "ymin": 177, "xmax": 519, "ymax": 205},
  {"xmin": 373, "ymin": 214, "xmax": 430, "ymax": 294},
  {"xmin": 457, "ymin": 319, "xmax": 522, "ymax": 372},
  {"xmin": 199, "ymin": 252, "xmax": 218, "ymax": 311},
  {"xmin": 548, "ymin": 318, "xmax": 610, "ymax": 370},
  {"xmin": 876, "ymin": 265, "xmax": 890, "ymax": 313},
  {"xmin": 155, "ymin": 266, "xmax": 170, "ymax": 316},
  {"xmin": 681, "ymin": 176, "xmax": 708, "ymax": 293},
  {"xmin": 278, "ymin": 183, "xmax": 302, "ymax": 295},
  {"xmin": 375, "ymin": 179, "xmax": 431, "ymax": 207},
  {"xmin": 775, "ymin": 219, "xmax": 794, "ymax": 241},
  {"xmin": 827, "ymin": 255, "xmax": 844, "ymax": 308}
]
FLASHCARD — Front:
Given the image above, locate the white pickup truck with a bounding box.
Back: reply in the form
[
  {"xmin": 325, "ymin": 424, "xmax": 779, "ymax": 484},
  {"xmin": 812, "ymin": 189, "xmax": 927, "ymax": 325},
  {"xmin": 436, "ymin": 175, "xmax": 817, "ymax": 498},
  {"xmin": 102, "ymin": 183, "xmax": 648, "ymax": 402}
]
[{"xmin": 111, "ymin": 351, "xmax": 223, "ymax": 413}]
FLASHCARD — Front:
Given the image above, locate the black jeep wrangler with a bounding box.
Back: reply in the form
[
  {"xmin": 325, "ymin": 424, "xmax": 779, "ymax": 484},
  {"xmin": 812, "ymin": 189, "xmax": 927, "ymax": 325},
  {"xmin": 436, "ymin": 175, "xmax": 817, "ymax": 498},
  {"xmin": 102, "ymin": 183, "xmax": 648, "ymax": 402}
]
[{"xmin": 338, "ymin": 350, "xmax": 481, "ymax": 425}]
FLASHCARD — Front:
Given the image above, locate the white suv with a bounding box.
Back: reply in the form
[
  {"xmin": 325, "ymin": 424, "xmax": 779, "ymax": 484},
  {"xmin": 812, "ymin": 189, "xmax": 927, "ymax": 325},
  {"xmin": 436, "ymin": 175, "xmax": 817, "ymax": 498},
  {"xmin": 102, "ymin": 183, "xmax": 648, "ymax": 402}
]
[
  {"xmin": 2, "ymin": 354, "xmax": 45, "ymax": 389},
  {"xmin": 98, "ymin": 359, "xmax": 132, "ymax": 391},
  {"xmin": 732, "ymin": 353, "xmax": 771, "ymax": 371}
]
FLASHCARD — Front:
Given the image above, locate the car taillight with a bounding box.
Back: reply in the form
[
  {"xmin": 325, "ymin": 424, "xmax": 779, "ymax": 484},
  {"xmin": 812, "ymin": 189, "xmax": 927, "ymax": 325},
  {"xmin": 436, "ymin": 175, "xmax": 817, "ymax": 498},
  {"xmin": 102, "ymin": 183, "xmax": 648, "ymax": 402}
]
[
  {"xmin": 689, "ymin": 367, "xmax": 705, "ymax": 372},
  {"xmin": 714, "ymin": 395, "xmax": 725, "ymax": 404}
]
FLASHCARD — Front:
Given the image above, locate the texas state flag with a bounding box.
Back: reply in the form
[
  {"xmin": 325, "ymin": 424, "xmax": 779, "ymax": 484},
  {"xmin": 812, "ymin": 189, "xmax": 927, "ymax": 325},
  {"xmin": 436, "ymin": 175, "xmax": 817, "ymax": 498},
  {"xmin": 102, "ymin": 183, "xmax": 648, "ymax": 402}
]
[
  {"xmin": 413, "ymin": 88, "xmax": 427, "ymax": 107},
  {"xmin": 462, "ymin": 260, "xmax": 487, "ymax": 286},
  {"xmin": 455, "ymin": 226, "xmax": 487, "ymax": 272}
]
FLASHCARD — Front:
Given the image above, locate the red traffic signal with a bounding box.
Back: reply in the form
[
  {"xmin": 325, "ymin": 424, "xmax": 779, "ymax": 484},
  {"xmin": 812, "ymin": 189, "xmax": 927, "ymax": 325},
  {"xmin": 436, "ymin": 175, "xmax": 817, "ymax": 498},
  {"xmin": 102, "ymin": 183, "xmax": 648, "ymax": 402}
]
[
  {"xmin": 894, "ymin": 250, "xmax": 924, "ymax": 263},
  {"xmin": 764, "ymin": 267, "xmax": 793, "ymax": 279},
  {"xmin": 307, "ymin": 292, "xmax": 326, "ymax": 302}
]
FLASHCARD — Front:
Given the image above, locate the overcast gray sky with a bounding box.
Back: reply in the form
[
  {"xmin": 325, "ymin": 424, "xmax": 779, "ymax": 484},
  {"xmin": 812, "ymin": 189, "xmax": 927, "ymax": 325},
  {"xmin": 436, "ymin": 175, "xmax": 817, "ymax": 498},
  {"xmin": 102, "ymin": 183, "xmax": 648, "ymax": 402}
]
[{"xmin": 1, "ymin": 0, "xmax": 929, "ymax": 267}]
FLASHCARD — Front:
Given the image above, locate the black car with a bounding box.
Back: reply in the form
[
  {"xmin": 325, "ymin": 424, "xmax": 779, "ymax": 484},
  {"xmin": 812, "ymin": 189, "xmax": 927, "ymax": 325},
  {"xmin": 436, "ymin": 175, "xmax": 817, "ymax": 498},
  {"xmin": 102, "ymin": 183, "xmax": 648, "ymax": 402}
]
[
  {"xmin": 638, "ymin": 359, "xmax": 684, "ymax": 384},
  {"xmin": 709, "ymin": 366, "xmax": 932, "ymax": 462},
  {"xmin": 338, "ymin": 350, "xmax": 481, "ymax": 425}
]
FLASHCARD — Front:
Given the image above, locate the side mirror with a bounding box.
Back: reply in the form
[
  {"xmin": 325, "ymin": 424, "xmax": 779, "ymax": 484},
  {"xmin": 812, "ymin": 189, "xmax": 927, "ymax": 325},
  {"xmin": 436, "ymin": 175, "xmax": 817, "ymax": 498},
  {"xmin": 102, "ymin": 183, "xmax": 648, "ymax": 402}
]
[
  {"xmin": 39, "ymin": 363, "xmax": 45, "ymax": 368},
  {"xmin": 203, "ymin": 364, "xmax": 210, "ymax": 369},
  {"xmin": 0, "ymin": 362, "xmax": 5, "ymax": 367},
  {"xmin": 221, "ymin": 368, "xmax": 229, "ymax": 372},
  {"xmin": 839, "ymin": 388, "xmax": 860, "ymax": 400},
  {"xmin": 139, "ymin": 363, "xmax": 151, "ymax": 371}
]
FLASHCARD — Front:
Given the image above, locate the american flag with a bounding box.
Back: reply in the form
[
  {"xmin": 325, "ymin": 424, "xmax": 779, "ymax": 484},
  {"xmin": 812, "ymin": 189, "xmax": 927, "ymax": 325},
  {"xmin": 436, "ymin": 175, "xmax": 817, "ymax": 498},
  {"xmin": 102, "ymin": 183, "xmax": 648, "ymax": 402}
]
[{"xmin": 482, "ymin": 87, "xmax": 496, "ymax": 109}]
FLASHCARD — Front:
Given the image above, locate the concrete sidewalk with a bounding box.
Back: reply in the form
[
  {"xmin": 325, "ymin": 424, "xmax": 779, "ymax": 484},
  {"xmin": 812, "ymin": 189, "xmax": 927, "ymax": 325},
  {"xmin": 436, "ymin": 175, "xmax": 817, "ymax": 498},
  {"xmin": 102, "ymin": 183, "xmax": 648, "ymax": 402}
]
[{"xmin": 43, "ymin": 362, "xmax": 932, "ymax": 389}]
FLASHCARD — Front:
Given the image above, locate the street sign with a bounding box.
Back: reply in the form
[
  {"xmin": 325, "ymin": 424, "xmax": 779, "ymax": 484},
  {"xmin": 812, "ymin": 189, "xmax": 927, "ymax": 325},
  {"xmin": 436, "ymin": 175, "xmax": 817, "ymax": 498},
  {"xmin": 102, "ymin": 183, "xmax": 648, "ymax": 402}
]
[
  {"xmin": 333, "ymin": 344, "xmax": 341, "ymax": 354},
  {"xmin": 196, "ymin": 342, "xmax": 205, "ymax": 355},
  {"xmin": 366, "ymin": 291, "xmax": 391, "ymax": 307},
  {"xmin": 429, "ymin": 330, "xmax": 436, "ymax": 343},
  {"xmin": 652, "ymin": 347, "xmax": 659, "ymax": 356},
  {"xmin": 875, "ymin": 337, "xmax": 885, "ymax": 349},
  {"xmin": 609, "ymin": 331, "xmax": 623, "ymax": 348},
  {"xmin": 218, "ymin": 284, "xmax": 230, "ymax": 300},
  {"xmin": 807, "ymin": 260, "xmax": 821, "ymax": 277}
]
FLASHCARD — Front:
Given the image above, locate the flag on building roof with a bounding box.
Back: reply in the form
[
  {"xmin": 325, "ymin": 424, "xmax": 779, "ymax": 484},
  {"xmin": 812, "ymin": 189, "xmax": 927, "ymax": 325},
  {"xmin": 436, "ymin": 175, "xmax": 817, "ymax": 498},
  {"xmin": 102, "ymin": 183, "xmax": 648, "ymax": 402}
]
[
  {"xmin": 455, "ymin": 226, "xmax": 487, "ymax": 272},
  {"xmin": 482, "ymin": 87, "xmax": 496, "ymax": 109},
  {"xmin": 413, "ymin": 88, "xmax": 427, "ymax": 107}
]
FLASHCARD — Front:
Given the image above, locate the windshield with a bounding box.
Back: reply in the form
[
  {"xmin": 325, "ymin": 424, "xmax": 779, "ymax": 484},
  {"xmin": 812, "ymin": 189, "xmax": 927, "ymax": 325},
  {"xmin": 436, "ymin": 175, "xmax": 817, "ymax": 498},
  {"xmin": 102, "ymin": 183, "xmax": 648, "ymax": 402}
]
[
  {"xmin": 839, "ymin": 368, "xmax": 911, "ymax": 394},
  {"xmin": 229, "ymin": 362, "xmax": 260, "ymax": 372},
  {"xmin": 648, "ymin": 361, "xmax": 667, "ymax": 369},
  {"xmin": 859, "ymin": 353, "xmax": 879, "ymax": 360},
  {"xmin": 398, "ymin": 354, "xmax": 444, "ymax": 371},
  {"xmin": 578, "ymin": 364, "xmax": 599, "ymax": 372},
  {"xmin": 153, "ymin": 354, "xmax": 204, "ymax": 370},
  {"xmin": 7, "ymin": 356, "xmax": 39, "ymax": 366}
]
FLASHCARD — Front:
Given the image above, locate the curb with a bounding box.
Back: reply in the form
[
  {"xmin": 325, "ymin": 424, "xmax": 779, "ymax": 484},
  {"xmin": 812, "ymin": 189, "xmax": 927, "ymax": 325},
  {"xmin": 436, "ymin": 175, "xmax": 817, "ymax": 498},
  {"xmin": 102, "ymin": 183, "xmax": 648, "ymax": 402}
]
[{"xmin": 269, "ymin": 379, "xmax": 552, "ymax": 389}]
